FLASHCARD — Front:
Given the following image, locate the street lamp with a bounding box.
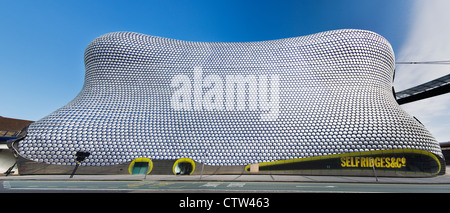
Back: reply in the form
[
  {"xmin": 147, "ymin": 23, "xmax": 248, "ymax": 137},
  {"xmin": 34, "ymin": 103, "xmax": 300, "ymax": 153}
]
[{"xmin": 70, "ymin": 151, "xmax": 90, "ymax": 178}]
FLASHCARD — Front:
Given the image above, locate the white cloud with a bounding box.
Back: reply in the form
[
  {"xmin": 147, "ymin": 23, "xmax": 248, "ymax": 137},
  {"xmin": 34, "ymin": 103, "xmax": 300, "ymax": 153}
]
[
  {"xmin": 400, "ymin": 95, "xmax": 450, "ymax": 141},
  {"xmin": 394, "ymin": 0, "xmax": 450, "ymax": 142}
]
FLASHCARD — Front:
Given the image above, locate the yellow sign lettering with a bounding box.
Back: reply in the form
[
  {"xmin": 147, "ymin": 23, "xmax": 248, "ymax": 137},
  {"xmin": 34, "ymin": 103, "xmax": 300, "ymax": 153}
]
[
  {"xmin": 341, "ymin": 157, "xmax": 346, "ymax": 167},
  {"xmin": 340, "ymin": 156, "xmax": 406, "ymax": 168}
]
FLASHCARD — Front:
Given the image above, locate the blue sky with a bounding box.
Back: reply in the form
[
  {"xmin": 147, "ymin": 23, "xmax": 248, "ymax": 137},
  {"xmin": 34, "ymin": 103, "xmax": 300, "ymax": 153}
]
[{"xmin": 1, "ymin": 0, "xmax": 449, "ymax": 141}]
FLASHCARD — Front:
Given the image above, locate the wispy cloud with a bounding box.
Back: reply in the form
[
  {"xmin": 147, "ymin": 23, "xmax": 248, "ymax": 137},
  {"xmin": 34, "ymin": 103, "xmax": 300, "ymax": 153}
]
[{"xmin": 394, "ymin": 0, "xmax": 450, "ymax": 142}]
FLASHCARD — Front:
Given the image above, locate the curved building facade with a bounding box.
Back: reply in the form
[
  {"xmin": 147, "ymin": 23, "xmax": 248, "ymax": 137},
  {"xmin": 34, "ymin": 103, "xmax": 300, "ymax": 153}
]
[{"xmin": 11, "ymin": 29, "xmax": 445, "ymax": 176}]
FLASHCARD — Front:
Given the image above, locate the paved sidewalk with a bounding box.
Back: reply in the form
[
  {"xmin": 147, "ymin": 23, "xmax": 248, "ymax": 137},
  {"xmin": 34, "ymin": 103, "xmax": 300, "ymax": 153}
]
[{"xmin": 2, "ymin": 166, "xmax": 450, "ymax": 184}]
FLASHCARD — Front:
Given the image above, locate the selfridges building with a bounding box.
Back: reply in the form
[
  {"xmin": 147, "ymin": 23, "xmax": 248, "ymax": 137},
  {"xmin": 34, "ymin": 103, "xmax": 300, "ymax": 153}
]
[{"xmin": 10, "ymin": 29, "xmax": 445, "ymax": 177}]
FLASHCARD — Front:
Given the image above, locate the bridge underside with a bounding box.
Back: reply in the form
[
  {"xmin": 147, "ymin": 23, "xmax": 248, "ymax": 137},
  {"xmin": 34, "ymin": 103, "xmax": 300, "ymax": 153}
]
[{"xmin": 395, "ymin": 74, "xmax": 450, "ymax": 105}]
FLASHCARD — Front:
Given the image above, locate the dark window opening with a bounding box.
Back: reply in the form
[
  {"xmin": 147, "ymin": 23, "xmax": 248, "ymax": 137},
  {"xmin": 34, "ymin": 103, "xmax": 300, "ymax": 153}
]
[{"xmin": 174, "ymin": 162, "xmax": 193, "ymax": 175}]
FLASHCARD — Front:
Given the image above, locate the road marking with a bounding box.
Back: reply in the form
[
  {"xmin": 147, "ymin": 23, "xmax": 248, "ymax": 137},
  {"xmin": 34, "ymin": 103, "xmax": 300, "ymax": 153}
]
[
  {"xmin": 296, "ymin": 185, "xmax": 336, "ymax": 188},
  {"xmin": 2, "ymin": 181, "xmax": 10, "ymax": 189},
  {"xmin": 201, "ymin": 182, "xmax": 221, "ymax": 187},
  {"xmin": 227, "ymin": 183, "xmax": 245, "ymax": 187}
]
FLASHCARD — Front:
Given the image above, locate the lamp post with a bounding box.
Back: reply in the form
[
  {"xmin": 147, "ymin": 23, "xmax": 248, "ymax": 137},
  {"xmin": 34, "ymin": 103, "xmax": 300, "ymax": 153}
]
[{"xmin": 70, "ymin": 151, "xmax": 90, "ymax": 178}]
